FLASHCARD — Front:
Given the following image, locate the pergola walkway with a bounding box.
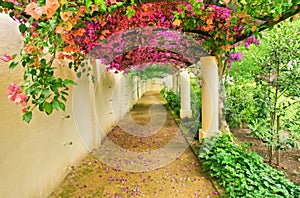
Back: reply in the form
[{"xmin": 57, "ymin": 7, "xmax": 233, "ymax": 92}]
[{"xmin": 49, "ymin": 91, "xmax": 219, "ymax": 198}]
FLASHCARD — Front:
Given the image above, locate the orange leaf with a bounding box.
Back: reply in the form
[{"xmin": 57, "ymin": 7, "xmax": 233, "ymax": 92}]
[
  {"xmin": 238, "ymin": 11, "xmax": 247, "ymax": 18},
  {"xmin": 206, "ymin": 18, "xmax": 213, "ymax": 25},
  {"xmin": 173, "ymin": 19, "xmax": 182, "ymax": 27},
  {"xmin": 251, "ymin": 25, "xmax": 256, "ymax": 32},
  {"xmin": 274, "ymin": 14, "xmax": 282, "ymax": 21},
  {"xmin": 221, "ymin": 44, "xmax": 231, "ymax": 51},
  {"xmin": 142, "ymin": 4, "xmax": 149, "ymax": 11},
  {"xmin": 203, "ymin": 24, "xmax": 214, "ymax": 31},
  {"xmin": 102, "ymin": 30, "xmax": 110, "ymax": 36}
]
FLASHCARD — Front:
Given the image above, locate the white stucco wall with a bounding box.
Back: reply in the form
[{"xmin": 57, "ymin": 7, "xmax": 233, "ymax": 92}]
[
  {"xmin": 0, "ymin": 13, "xmax": 173, "ymax": 198},
  {"xmin": 0, "ymin": 14, "xmax": 88, "ymax": 198}
]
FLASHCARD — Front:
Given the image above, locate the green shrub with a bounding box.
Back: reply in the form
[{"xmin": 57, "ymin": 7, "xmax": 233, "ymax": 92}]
[
  {"xmin": 160, "ymin": 87, "xmax": 181, "ymax": 117},
  {"xmin": 198, "ymin": 135, "xmax": 300, "ymax": 198}
]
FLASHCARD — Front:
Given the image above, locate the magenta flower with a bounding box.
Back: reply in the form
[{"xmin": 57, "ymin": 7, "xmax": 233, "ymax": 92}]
[
  {"xmin": 186, "ymin": 5, "xmax": 192, "ymax": 11},
  {"xmin": 6, "ymin": 83, "xmax": 28, "ymax": 106},
  {"xmin": 0, "ymin": 54, "xmax": 13, "ymax": 62}
]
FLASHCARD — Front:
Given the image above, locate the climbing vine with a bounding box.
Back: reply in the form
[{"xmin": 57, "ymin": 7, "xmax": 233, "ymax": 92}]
[{"xmin": 0, "ymin": 0, "xmax": 299, "ymax": 122}]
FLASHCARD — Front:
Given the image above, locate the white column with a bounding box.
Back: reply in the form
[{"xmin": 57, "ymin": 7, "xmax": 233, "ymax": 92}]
[
  {"xmin": 121, "ymin": 75, "xmax": 129, "ymax": 116},
  {"xmin": 113, "ymin": 72, "xmax": 123, "ymax": 122},
  {"xmin": 199, "ymin": 56, "xmax": 220, "ymax": 138},
  {"xmin": 172, "ymin": 74, "xmax": 178, "ymax": 94},
  {"xmin": 180, "ymin": 69, "xmax": 192, "ymax": 118},
  {"xmin": 133, "ymin": 76, "xmax": 138, "ymax": 104}
]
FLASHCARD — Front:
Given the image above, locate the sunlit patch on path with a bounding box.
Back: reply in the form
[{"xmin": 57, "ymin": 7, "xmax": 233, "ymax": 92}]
[{"xmin": 49, "ymin": 92, "xmax": 219, "ymax": 198}]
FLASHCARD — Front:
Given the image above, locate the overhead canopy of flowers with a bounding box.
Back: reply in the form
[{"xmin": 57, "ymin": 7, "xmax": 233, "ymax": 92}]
[{"xmin": 0, "ymin": 0, "xmax": 299, "ymax": 122}]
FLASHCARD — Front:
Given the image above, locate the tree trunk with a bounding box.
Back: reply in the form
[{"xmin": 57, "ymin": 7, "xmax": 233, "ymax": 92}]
[
  {"xmin": 269, "ymin": 145, "xmax": 274, "ymax": 163},
  {"xmin": 276, "ymin": 115, "xmax": 281, "ymax": 166}
]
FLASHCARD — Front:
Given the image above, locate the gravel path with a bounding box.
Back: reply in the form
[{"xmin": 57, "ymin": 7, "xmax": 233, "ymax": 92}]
[{"xmin": 49, "ymin": 91, "xmax": 219, "ymax": 198}]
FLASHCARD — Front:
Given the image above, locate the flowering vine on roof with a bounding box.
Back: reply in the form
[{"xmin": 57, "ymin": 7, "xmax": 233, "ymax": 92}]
[{"xmin": 1, "ymin": 0, "xmax": 299, "ymax": 122}]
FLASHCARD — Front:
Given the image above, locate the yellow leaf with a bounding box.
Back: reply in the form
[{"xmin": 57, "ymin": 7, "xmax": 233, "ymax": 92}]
[
  {"xmin": 206, "ymin": 18, "xmax": 213, "ymax": 25},
  {"xmin": 62, "ymin": 21, "xmax": 72, "ymax": 31},
  {"xmin": 173, "ymin": 19, "xmax": 182, "ymax": 27}
]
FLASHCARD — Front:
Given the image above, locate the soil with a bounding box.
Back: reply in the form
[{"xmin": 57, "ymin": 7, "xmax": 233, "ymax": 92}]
[
  {"xmin": 49, "ymin": 91, "xmax": 219, "ymax": 198},
  {"xmin": 231, "ymin": 128, "xmax": 300, "ymax": 185}
]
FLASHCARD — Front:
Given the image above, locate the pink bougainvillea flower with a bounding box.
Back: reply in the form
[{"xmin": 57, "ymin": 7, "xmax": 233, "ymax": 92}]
[
  {"xmin": 6, "ymin": 83, "xmax": 28, "ymax": 106},
  {"xmin": 186, "ymin": 5, "xmax": 192, "ymax": 11},
  {"xmin": 24, "ymin": 2, "xmax": 46, "ymax": 20},
  {"xmin": 0, "ymin": 54, "xmax": 13, "ymax": 62},
  {"xmin": 13, "ymin": 93, "xmax": 28, "ymax": 106},
  {"xmin": 6, "ymin": 83, "xmax": 20, "ymax": 96},
  {"xmin": 24, "ymin": 2, "xmax": 38, "ymax": 15}
]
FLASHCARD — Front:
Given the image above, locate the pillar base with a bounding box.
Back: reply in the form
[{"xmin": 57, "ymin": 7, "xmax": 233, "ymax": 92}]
[
  {"xmin": 180, "ymin": 109, "xmax": 192, "ymax": 118},
  {"xmin": 199, "ymin": 129, "xmax": 222, "ymax": 139}
]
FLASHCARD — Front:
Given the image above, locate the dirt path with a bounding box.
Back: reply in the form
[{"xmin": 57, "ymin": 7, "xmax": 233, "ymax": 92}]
[
  {"xmin": 49, "ymin": 91, "xmax": 219, "ymax": 198},
  {"xmin": 231, "ymin": 128, "xmax": 300, "ymax": 185}
]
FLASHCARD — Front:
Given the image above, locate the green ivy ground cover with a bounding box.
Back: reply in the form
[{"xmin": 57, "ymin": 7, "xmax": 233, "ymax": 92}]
[{"xmin": 198, "ymin": 135, "xmax": 300, "ymax": 198}]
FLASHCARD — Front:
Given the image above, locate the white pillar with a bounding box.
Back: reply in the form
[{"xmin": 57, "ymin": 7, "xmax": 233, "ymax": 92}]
[
  {"xmin": 172, "ymin": 74, "xmax": 178, "ymax": 94},
  {"xmin": 113, "ymin": 72, "xmax": 123, "ymax": 122},
  {"xmin": 133, "ymin": 76, "xmax": 138, "ymax": 104},
  {"xmin": 121, "ymin": 75, "xmax": 129, "ymax": 116},
  {"xmin": 199, "ymin": 56, "xmax": 220, "ymax": 138},
  {"xmin": 180, "ymin": 69, "xmax": 192, "ymax": 118}
]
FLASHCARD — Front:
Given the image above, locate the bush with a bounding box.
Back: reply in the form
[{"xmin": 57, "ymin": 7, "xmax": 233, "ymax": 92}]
[
  {"xmin": 198, "ymin": 135, "xmax": 300, "ymax": 198},
  {"xmin": 160, "ymin": 87, "xmax": 181, "ymax": 116}
]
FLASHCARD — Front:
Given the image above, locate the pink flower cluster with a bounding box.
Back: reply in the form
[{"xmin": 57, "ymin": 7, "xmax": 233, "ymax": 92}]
[
  {"xmin": 6, "ymin": 83, "xmax": 28, "ymax": 112},
  {"xmin": 226, "ymin": 52, "xmax": 243, "ymax": 68},
  {"xmin": 0, "ymin": 54, "xmax": 13, "ymax": 62},
  {"xmin": 106, "ymin": 47, "xmax": 189, "ymax": 73},
  {"xmin": 245, "ymin": 36, "xmax": 260, "ymax": 48}
]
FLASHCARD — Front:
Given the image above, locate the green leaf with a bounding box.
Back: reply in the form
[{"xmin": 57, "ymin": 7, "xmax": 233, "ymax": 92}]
[
  {"xmin": 44, "ymin": 102, "xmax": 53, "ymax": 115},
  {"xmin": 19, "ymin": 24, "xmax": 27, "ymax": 34},
  {"xmin": 1, "ymin": 2, "xmax": 14, "ymax": 9},
  {"xmin": 42, "ymin": 88, "xmax": 50, "ymax": 98},
  {"xmin": 33, "ymin": 87, "xmax": 42, "ymax": 95},
  {"xmin": 52, "ymin": 99, "xmax": 60, "ymax": 110},
  {"xmin": 50, "ymin": 86, "xmax": 58, "ymax": 94},
  {"xmin": 22, "ymin": 111, "xmax": 32, "ymax": 123},
  {"xmin": 61, "ymin": 95, "xmax": 67, "ymax": 102},
  {"xmin": 61, "ymin": 91, "xmax": 69, "ymax": 96},
  {"xmin": 59, "ymin": 102, "xmax": 65, "ymax": 111},
  {"xmin": 39, "ymin": 103, "xmax": 44, "ymax": 111},
  {"xmin": 9, "ymin": 60, "xmax": 18, "ymax": 70},
  {"xmin": 63, "ymin": 79, "xmax": 77, "ymax": 85},
  {"xmin": 85, "ymin": 0, "xmax": 92, "ymax": 9},
  {"xmin": 37, "ymin": 97, "xmax": 45, "ymax": 104},
  {"xmin": 126, "ymin": 6, "xmax": 135, "ymax": 19}
]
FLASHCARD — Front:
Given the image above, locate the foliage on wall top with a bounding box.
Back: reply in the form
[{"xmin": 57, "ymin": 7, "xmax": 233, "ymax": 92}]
[{"xmin": 0, "ymin": 0, "xmax": 299, "ymax": 122}]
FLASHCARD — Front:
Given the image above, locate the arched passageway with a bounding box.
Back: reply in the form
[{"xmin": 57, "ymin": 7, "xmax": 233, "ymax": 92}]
[
  {"xmin": 1, "ymin": 1, "xmax": 300, "ymax": 197},
  {"xmin": 49, "ymin": 91, "xmax": 219, "ymax": 198}
]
